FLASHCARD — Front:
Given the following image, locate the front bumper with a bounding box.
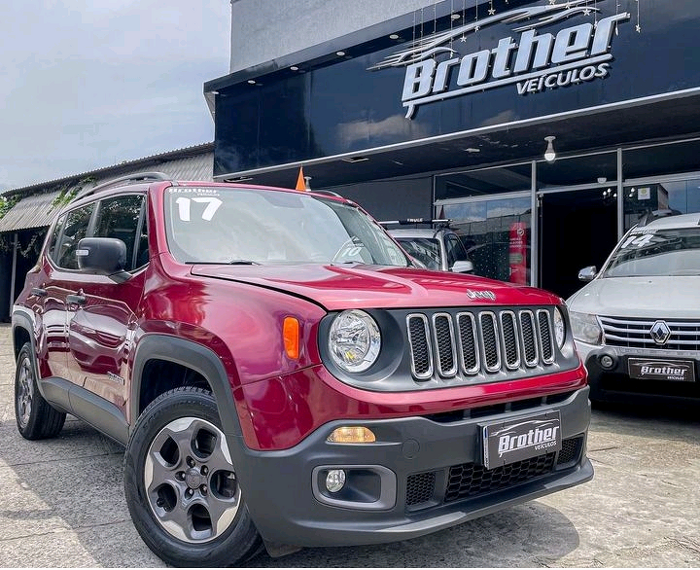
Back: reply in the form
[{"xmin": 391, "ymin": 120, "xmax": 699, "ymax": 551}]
[
  {"xmin": 231, "ymin": 387, "xmax": 592, "ymax": 547},
  {"xmin": 577, "ymin": 341, "xmax": 700, "ymax": 404}
]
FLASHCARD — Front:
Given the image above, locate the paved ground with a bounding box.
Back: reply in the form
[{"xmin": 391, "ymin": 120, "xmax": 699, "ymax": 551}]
[{"xmin": 0, "ymin": 323, "xmax": 699, "ymax": 567}]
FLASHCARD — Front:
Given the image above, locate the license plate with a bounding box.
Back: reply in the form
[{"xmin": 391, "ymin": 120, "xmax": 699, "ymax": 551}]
[
  {"xmin": 628, "ymin": 358, "xmax": 696, "ymax": 382},
  {"xmin": 481, "ymin": 411, "xmax": 562, "ymax": 470}
]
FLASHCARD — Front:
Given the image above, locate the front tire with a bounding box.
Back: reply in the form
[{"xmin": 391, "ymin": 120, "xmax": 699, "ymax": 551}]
[
  {"xmin": 15, "ymin": 342, "xmax": 66, "ymax": 440},
  {"xmin": 124, "ymin": 387, "xmax": 261, "ymax": 567}
]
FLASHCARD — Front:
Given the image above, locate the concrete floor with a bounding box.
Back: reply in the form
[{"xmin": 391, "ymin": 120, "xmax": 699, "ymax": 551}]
[{"xmin": 1, "ymin": 324, "xmax": 698, "ymax": 567}]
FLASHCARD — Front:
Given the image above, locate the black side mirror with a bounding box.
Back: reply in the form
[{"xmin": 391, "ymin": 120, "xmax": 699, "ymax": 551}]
[{"xmin": 77, "ymin": 237, "xmax": 128, "ymax": 281}]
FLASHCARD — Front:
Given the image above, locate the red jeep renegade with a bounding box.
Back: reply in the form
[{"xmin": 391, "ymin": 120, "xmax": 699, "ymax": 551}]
[{"xmin": 12, "ymin": 173, "xmax": 592, "ymax": 566}]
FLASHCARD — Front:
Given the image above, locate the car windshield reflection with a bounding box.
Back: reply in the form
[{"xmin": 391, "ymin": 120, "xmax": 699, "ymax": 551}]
[
  {"xmin": 164, "ymin": 187, "xmax": 410, "ymax": 267},
  {"xmin": 603, "ymin": 228, "xmax": 700, "ymax": 277}
]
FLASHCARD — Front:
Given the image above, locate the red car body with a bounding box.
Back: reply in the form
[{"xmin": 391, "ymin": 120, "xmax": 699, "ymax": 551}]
[{"xmin": 13, "ymin": 178, "xmax": 592, "ymax": 562}]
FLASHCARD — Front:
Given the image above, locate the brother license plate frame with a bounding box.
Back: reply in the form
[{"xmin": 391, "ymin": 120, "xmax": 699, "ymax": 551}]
[
  {"xmin": 628, "ymin": 358, "xmax": 696, "ymax": 382},
  {"xmin": 481, "ymin": 411, "xmax": 562, "ymax": 470}
]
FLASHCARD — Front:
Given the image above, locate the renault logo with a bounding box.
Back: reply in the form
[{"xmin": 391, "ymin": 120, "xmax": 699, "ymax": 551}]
[{"xmin": 650, "ymin": 321, "xmax": 671, "ymax": 345}]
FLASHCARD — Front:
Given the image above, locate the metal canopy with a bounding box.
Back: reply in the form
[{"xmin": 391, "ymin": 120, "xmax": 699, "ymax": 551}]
[
  {"xmin": 215, "ymin": 92, "xmax": 700, "ymax": 191},
  {"xmin": 0, "ymin": 190, "xmax": 63, "ymax": 232}
]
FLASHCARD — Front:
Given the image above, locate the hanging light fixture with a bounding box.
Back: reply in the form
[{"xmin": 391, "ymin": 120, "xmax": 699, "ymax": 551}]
[{"xmin": 544, "ymin": 136, "xmax": 557, "ymax": 162}]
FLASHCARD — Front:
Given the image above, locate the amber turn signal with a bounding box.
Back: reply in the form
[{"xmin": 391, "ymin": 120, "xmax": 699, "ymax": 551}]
[
  {"xmin": 283, "ymin": 316, "xmax": 300, "ymax": 359},
  {"xmin": 327, "ymin": 426, "xmax": 376, "ymax": 444}
]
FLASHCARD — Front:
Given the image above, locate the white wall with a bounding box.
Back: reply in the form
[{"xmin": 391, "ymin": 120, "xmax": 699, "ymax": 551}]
[{"xmin": 229, "ymin": 0, "xmax": 438, "ymax": 73}]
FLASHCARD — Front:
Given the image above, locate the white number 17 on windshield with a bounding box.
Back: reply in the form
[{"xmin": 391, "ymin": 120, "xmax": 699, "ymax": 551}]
[{"xmin": 175, "ymin": 197, "xmax": 223, "ymax": 222}]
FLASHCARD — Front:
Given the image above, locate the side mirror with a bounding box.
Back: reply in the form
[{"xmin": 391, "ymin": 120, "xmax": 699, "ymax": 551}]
[
  {"xmin": 77, "ymin": 237, "xmax": 129, "ymax": 281},
  {"xmin": 578, "ymin": 265, "xmax": 597, "ymax": 282},
  {"xmin": 452, "ymin": 260, "xmax": 474, "ymax": 274}
]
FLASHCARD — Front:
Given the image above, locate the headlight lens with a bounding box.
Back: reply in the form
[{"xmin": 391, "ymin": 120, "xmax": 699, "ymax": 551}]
[
  {"xmin": 328, "ymin": 310, "xmax": 381, "ymax": 373},
  {"xmin": 569, "ymin": 311, "xmax": 603, "ymax": 345},
  {"xmin": 553, "ymin": 307, "xmax": 566, "ymax": 348}
]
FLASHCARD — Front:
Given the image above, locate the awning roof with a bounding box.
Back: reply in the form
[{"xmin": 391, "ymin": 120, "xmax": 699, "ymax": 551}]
[
  {"xmin": 0, "ymin": 189, "xmax": 63, "ymax": 233},
  {"xmin": 0, "ymin": 145, "xmax": 214, "ymax": 233}
]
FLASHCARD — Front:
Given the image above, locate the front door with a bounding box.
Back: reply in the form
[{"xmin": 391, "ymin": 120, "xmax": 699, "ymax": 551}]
[
  {"xmin": 65, "ymin": 194, "xmax": 147, "ymax": 415},
  {"xmin": 538, "ymin": 188, "xmax": 618, "ymax": 299}
]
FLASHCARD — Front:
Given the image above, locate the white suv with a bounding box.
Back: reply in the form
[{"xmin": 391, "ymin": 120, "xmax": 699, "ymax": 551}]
[{"xmin": 567, "ymin": 211, "xmax": 700, "ymax": 405}]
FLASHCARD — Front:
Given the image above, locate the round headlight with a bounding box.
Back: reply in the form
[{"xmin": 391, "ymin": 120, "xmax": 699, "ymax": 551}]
[
  {"xmin": 553, "ymin": 307, "xmax": 566, "ymax": 349},
  {"xmin": 328, "ymin": 310, "xmax": 381, "ymax": 373}
]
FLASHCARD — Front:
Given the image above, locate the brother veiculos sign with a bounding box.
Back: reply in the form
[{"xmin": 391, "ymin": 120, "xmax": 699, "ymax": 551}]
[{"xmin": 369, "ymin": 0, "xmax": 630, "ymax": 119}]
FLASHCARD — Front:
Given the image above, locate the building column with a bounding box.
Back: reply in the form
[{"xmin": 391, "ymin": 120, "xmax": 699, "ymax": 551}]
[{"xmin": 9, "ymin": 232, "xmax": 18, "ymax": 316}]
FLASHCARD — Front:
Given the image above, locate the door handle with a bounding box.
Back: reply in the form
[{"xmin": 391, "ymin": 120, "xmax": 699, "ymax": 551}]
[
  {"xmin": 31, "ymin": 287, "xmax": 47, "ymax": 297},
  {"xmin": 66, "ymin": 294, "xmax": 86, "ymax": 306}
]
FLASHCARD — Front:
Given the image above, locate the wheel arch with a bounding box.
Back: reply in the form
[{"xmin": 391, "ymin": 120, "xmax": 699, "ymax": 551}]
[
  {"xmin": 11, "ymin": 309, "xmax": 34, "ymax": 362},
  {"xmin": 130, "ymin": 335, "xmax": 244, "ymax": 441}
]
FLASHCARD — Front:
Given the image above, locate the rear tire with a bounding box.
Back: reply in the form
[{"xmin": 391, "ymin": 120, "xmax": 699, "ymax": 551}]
[
  {"xmin": 15, "ymin": 342, "xmax": 66, "ymax": 440},
  {"xmin": 124, "ymin": 386, "xmax": 262, "ymax": 567}
]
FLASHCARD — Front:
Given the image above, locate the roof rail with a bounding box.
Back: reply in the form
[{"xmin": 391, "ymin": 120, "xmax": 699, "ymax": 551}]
[
  {"xmin": 311, "ymin": 190, "xmax": 344, "ymax": 198},
  {"xmin": 74, "ymin": 171, "xmax": 173, "ymax": 201},
  {"xmin": 636, "ymin": 208, "xmax": 681, "ymax": 227},
  {"xmin": 379, "ymin": 218, "xmax": 451, "ymax": 226}
]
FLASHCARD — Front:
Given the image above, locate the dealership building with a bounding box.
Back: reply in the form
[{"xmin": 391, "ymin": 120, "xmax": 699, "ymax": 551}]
[{"xmin": 205, "ymin": 0, "xmax": 700, "ymax": 299}]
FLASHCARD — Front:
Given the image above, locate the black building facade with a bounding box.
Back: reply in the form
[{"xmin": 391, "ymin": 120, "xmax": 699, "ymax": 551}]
[{"xmin": 205, "ymin": 0, "xmax": 700, "ymax": 298}]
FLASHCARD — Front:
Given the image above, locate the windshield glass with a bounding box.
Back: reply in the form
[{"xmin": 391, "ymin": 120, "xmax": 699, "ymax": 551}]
[
  {"xmin": 394, "ymin": 237, "xmax": 441, "ymax": 270},
  {"xmin": 603, "ymin": 227, "xmax": 700, "ymax": 277},
  {"xmin": 164, "ymin": 186, "xmax": 410, "ymax": 267}
]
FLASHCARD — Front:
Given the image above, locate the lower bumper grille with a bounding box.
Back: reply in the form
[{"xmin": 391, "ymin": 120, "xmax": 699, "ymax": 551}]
[{"xmin": 406, "ymin": 436, "xmax": 584, "ymax": 508}]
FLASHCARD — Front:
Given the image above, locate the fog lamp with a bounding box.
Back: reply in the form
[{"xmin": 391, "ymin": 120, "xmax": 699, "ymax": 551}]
[
  {"xmin": 327, "ymin": 426, "xmax": 376, "ymax": 444},
  {"xmin": 325, "ymin": 469, "xmax": 346, "ymax": 493},
  {"xmin": 600, "ymin": 355, "xmax": 614, "ymax": 369}
]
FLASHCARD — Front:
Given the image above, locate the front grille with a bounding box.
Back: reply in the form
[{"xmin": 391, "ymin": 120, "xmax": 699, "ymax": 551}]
[
  {"xmin": 406, "ymin": 308, "xmax": 557, "ymax": 382},
  {"xmin": 556, "ymin": 436, "xmax": 583, "ymax": 465},
  {"xmin": 600, "ymin": 315, "xmax": 700, "ymax": 351},
  {"xmin": 406, "ymin": 436, "xmax": 584, "ymax": 509},
  {"xmin": 406, "ymin": 472, "xmax": 436, "ymax": 506},
  {"xmin": 445, "ymin": 453, "xmax": 556, "ymax": 502}
]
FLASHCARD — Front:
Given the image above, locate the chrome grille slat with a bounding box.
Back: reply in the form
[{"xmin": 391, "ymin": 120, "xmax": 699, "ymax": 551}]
[
  {"xmin": 520, "ymin": 310, "xmax": 539, "ymax": 367},
  {"xmin": 433, "ymin": 313, "xmax": 458, "ymax": 377},
  {"xmin": 537, "ymin": 309, "xmax": 555, "ymax": 364},
  {"xmin": 406, "ymin": 308, "xmax": 557, "ymax": 383},
  {"xmin": 456, "ymin": 312, "xmax": 480, "ymax": 375},
  {"xmin": 480, "ymin": 311, "xmax": 501, "ymax": 373},
  {"xmin": 600, "ymin": 315, "xmax": 700, "ymax": 350},
  {"xmin": 407, "ymin": 314, "xmax": 433, "ymax": 380},
  {"xmin": 500, "ymin": 311, "xmax": 520, "ymax": 370}
]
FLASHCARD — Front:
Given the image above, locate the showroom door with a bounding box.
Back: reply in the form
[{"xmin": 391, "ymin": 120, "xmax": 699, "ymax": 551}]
[{"xmin": 538, "ymin": 187, "xmax": 618, "ymax": 299}]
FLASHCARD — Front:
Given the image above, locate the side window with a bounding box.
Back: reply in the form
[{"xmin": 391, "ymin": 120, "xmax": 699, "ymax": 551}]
[
  {"xmin": 46, "ymin": 214, "xmax": 66, "ymax": 261},
  {"xmin": 446, "ymin": 234, "xmax": 469, "ymax": 267},
  {"xmin": 93, "ymin": 195, "xmax": 145, "ymax": 271},
  {"xmin": 54, "ymin": 205, "xmax": 95, "ymax": 269}
]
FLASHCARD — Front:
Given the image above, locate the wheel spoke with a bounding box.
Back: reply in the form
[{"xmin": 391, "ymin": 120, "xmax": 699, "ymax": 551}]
[
  {"xmin": 16, "ymin": 358, "xmax": 34, "ymax": 427},
  {"xmin": 202, "ymin": 487, "xmax": 241, "ymax": 537},
  {"xmin": 144, "ymin": 415, "xmax": 241, "ymax": 543}
]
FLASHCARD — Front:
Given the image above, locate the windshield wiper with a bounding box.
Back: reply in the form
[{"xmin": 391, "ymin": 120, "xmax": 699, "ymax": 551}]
[{"xmin": 185, "ymin": 260, "xmax": 260, "ymax": 265}]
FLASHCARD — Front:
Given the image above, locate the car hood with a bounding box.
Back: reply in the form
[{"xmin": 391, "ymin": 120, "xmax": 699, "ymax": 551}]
[
  {"xmin": 190, "ymin": 264, "xmax": 559, "ymax": 311},
  {"xmin": 567, "ymin": 275, "xmax": 700, "ymax": 318}
]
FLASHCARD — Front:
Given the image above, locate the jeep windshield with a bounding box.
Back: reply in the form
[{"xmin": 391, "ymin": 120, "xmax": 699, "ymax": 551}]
[
  {"xmin": 603, "ymin": 227, "xmax": 700, "ymax": 277},
  {"xmin": 164, "ymin": 186, "xmax": 410, "ymax": 267}
]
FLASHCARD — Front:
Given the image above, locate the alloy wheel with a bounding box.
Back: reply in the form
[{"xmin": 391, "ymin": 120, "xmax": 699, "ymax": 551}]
[
  {"xmin": 16, "ymin": 355, "xmax": 34, "ymax": 429},
  {"xmin": 144, "ymin": 417, "xmax": 241, "ymax": 543}
]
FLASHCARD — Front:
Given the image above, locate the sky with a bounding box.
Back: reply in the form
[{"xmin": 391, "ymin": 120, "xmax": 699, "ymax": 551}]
[{"xmin": 0, "ymin": 0, "xmax": 231, "ymax": 191}]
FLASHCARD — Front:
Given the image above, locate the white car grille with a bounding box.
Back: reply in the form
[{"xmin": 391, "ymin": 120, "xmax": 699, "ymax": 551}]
[{"xmin": 600, "ymin": 315, "xmax": 700, "ymax": 351}]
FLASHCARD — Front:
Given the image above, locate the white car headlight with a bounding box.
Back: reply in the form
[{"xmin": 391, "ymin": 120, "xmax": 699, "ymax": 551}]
[
  {"xmin": 553, "ymin": 307, "xmax": 566, "ymax": 349},
  {"xmin": 328, "ymin": 310, "xmax": 381, "ymax": 373},
  {"xmin": 569, "ymin": 311, "xmax": 603, "ymax": 345}
]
